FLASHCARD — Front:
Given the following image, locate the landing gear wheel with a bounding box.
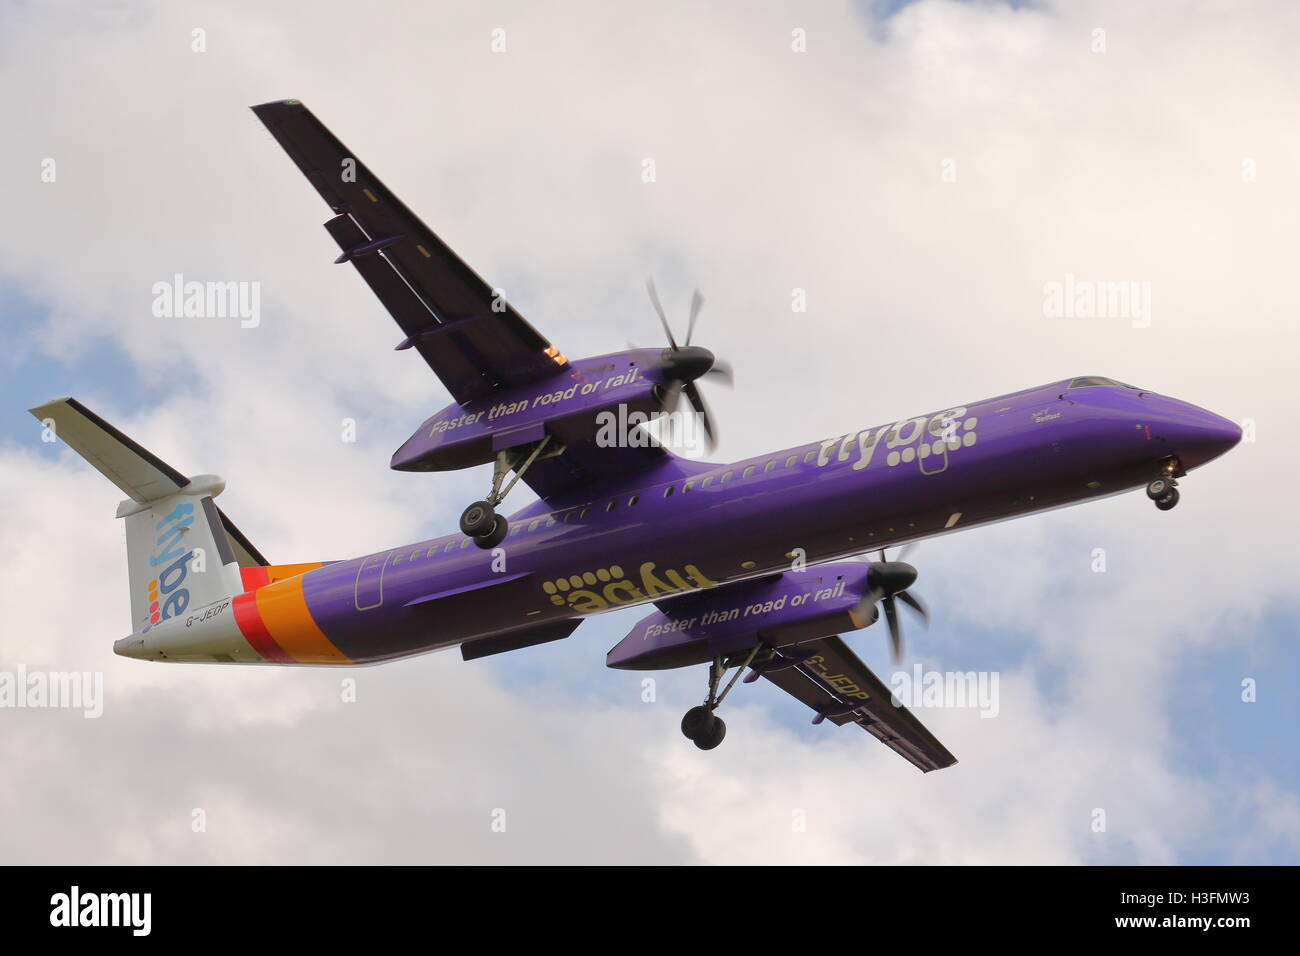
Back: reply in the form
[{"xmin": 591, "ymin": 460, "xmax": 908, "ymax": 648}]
[
  {"xmin": 1146, "ymin": 478, "xmax": 1175, "ymax": 501},
  {"xmin": 1155, "ymin": 487, "xmax": 1180, "ymax": 511},
  {"xmin": 693, "ymin": 717, "xmax": 727, "ymax": 750},
  {"xmin": 681, "ymin": 705, "xmax": 714, "ymax": 740},
  {"xmin": 460, "ymin": 501, "xmax": 496, "ymax": 537},
  {"xmin": 473, "ymin": 515, "xmax": 509, "ymax": 549}
]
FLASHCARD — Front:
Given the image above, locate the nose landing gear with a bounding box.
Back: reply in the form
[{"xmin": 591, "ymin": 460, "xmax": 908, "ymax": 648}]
[
  {"xmin": 1146, "ymin": 478, "xmax": 1180, "ymax": 510},
  {"xmin": 1146, "ymin": 456, "xmax": 1184, "ymax": 511}
]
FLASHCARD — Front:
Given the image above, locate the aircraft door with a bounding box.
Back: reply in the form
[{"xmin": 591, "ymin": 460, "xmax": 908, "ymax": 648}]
[{"xmin": 354, "ymin": 551, "xmax": 392, "ymax": 610}]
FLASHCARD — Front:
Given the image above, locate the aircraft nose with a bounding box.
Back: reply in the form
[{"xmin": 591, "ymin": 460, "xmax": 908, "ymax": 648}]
[{"xmin": 1150, "ymin": 398, "xmax": 1242, "ymax": 467}]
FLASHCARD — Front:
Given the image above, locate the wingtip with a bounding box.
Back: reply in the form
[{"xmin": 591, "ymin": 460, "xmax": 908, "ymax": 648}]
[
  {"xmin": 28, "ymin": 396, "xmax": 74, "ymax": 418},
  {"xmin": 249, "ymin": 98, "xmax": 304, "ymax": 114}
]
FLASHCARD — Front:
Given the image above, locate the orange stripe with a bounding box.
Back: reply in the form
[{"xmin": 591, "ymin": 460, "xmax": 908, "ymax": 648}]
[
  {"xmin": 253, "ymin": 574, "xmax": 352, "ymax": 664},
  {"xmin": 265, "ymin": 561, "xmax": 324, "ymax": 583},
  {"xmin": 232, "ymin": 591, "xmax": 294, "ymax": 663}
]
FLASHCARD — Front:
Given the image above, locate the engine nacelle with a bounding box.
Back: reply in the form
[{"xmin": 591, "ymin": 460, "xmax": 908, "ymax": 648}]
[
  {"xmin": 607, "ymin": 563, "xmax": 877, "ymax": 671},
  {"xmin": 391, "ymin": 350, "xmax": 669, "ymax": 471}
]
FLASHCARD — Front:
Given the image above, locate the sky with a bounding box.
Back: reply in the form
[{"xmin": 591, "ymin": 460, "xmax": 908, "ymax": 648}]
[{"xmin": 1, "ymin": 0, "xmax": 1297, "ymax": 864}]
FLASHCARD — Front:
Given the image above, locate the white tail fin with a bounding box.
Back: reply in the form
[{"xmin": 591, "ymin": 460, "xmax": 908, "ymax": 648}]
[{"xmin": 30, "ymin": 398, "xmax": 266, "ymax": 634}]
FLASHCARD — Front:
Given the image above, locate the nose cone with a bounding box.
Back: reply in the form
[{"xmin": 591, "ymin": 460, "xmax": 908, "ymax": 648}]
[
  {"xmin": 661, "ymin": 346, "xmax": 715, "ymax": 383},
  {"xmin": 1151, "ymin": 399, "xmax": 1242, "ymax": 468},
  {"xmin": 869, "ymin": 561, "xmax": 918, "ymax": 596}
]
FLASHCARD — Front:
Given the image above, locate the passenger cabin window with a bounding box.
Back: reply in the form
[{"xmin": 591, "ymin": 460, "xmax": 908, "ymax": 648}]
[
  {"xmin": 701, "ymin": 476, "xmax": 714, "ymax": 489},
  {"xmin": 742, "ymin": 466, "xmax": 755, "ymax": 479},
  {"xmin": 803, "ymin": 450, "xmax": 816, "ymax": 463},
  {"xmin": 764, "ymin": 460, "xmax": 776, "ymax": 472},
  {"xmin": 528, "ymin": 519, "xmax": 541, "ymax": 532},
  {"xmin": 785, "ymin": 455, "xmax": 797, "ymax": 468},
  {"xmin": 1068, "ymin": 375, "xmax": 1140, "ymax": 390},
  {"xmin": 720, "ymin": 471, "xmax": 733, "ymax": 483},
  {"xmin": 628, "ymin": 495, "xmax": 640, "ymax": 506},
  {"xmin": 664, "ymin": 486, "xmax": 674, "ymax": 498},
  {"xmin": 683, "ymin": 480, "xmax": 694, "ymax": 493},
  {"xmin": 606, "ymin": 501, "xmax": 616, "ymax": 512},
  {"xmin": 444, "ymin": 540, "xmax": 456, "ymax": 553}
]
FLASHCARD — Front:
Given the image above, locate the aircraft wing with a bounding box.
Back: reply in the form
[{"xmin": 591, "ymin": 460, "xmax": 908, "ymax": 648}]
[
  {"xmin": 763, "ymin": 636, "xmax": 957, "ymax": 773},
  {"xmin": 252, "ymin": 99, "xmax": 569, "ymax": 405}
]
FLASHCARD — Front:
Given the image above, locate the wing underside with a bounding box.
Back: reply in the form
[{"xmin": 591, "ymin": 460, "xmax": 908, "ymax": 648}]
[{"xmin": 764, "ymin": 636, "xmax": 957, "ymax": 773}]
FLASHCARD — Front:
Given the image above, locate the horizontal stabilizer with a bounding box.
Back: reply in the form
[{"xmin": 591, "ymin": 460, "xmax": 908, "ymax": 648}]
[
  {"xmin": 30, "ymin": 397, "xmax": 189, "ymax": 503},
  {"xmin": 30, "ymin": 397, "xmax": 270, "ymax": 569}
]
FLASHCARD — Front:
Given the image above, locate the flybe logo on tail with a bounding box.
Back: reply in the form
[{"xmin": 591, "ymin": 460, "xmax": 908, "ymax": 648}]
[{"xmin": 140, "ymin": 503, "xmax": 195, "ymax": 633}]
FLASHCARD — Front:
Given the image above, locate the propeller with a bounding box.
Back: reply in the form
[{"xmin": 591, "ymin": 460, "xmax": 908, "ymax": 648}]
[
  {"xmin": 645, "ymin": 278, "xmax": 733, "ymax": 451},
  {"xmin": 858, "ymin": 544, "xmax": 929, "ymax": 665}
]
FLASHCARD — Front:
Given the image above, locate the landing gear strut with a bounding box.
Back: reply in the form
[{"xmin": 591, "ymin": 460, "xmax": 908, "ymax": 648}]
[
  {"xmin": 1146, "ymin": 456, "xmax": 1184, "ymax": 512},
  {"xmin": 680, "ymin": 646, "xmax": 762, "ymax": 751},
  {"xmin": 460, "ymin": 436, "xmax": 553, "ymax": 549}
]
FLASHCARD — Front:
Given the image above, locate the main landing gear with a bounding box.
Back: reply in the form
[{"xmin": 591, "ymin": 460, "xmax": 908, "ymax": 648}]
[
  {"xmin": 459, "ymin": 436, "xmax": 553, "ymax": 549},
  {"xmin": 1146, "ymin": 456, "xmax": 1185, "ymax": 512},
  {"xmin": 680, "ymin": 646, "xmax": 763, "ymax": 751}
]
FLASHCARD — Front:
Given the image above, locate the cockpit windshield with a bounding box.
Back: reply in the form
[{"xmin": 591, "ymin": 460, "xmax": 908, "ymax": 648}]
[{"xmin": 1068, "ymin": 376, "xmax": 1140, "ymax": 390}]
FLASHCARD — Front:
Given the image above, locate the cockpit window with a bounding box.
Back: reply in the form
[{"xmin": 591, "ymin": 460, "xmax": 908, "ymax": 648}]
[{"xmin": 1068, "ymin": 376, "xmax": 1140, "ymax": 390}]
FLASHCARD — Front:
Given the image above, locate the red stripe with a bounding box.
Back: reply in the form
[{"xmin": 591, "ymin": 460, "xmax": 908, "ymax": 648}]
[
  {"xmin": 232, "ymin": 592, "xmax": 295, "ymax": 664},
  {"xmin": 240, "ymin": 566, "xmax": 271, "ymax": 591}
]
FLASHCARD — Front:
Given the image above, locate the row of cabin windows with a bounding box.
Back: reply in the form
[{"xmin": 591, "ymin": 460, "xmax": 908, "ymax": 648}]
[
  {"xmin": 663, "ymin": 449, "xmax": 816, "ymax": 496},
  {"xmin": 399, "ymin": 447, "xmax": 823, "ymax": 555}
]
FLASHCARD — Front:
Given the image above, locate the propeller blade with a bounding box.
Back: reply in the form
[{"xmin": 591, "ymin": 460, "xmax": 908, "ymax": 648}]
[
  {"xmin": 682, "ymin": 380, "xmax": 718, "ymax": 452},
  {"xmin": 897, "ymin": 589, "xmax": 929, "ymax": 625},
  {"xmin": 883, "ymin": 595, "xmax": 903, "ymax": 664},
  {"xmin": 645, "ymin": 277, "xmax": 678, "ymax": 350},
  {"xmin": 685, "ymin": 289, "xmax": 704, "ymax": 346},
  {"xmin": 660, "ymin": 379, "xmax": 685, "ymax": 414},
  {"xmin": 704, "ymin": 360, "xmax": 734, "ymax": 386}
]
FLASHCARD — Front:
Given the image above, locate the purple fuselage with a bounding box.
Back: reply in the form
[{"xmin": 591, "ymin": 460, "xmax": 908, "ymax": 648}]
[{"xmin": 293, "ymin": 376, "xmax": 1240, "ymax": 664}]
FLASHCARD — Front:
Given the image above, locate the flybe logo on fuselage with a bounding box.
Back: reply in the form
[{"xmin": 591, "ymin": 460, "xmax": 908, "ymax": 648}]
[
  {"xmin": 543, "ymin": 561, "xmax": 719, "ymax": 613},
  {"xmin": 816, "ymin": 406, "xmax": 979, "ymax": 473},
  {"xmin": 140, "ymin": 502, "xmax": 196, "ymax": 633}
]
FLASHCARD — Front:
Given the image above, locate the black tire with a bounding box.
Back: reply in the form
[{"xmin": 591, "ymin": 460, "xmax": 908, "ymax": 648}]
[
  {"xmin": 1146, "ymin": 478, "xmax": 1172, "ymax": 500},
  {"xmin": 1155, "ymin": 487, "xmax": 1180, "ymax": 511},
  {"xmin": 681, "ymin": 705, "xmax": 714, "ymax": 740},
  {"xmin": 474, "ymin": 515, "xmax": 509, "ymax": 549},
  {"xmin": 693, "ymin": 716, "xmax": 727, "ymax": 750},
  {"xmin": 460, "ymin": 501, "xmax": 496, "ymax": 537}
]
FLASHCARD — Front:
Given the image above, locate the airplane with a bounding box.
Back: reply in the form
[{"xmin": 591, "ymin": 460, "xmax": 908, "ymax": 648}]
[{"xmin": 29, "ymin": 100, "xmax": 1242, "ymax": 772}]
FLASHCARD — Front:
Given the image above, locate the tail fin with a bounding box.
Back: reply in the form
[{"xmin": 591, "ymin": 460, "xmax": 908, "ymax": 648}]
[{"xmin": 30, "ymin": 398, "xmax": 267, "ymax": 634}]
